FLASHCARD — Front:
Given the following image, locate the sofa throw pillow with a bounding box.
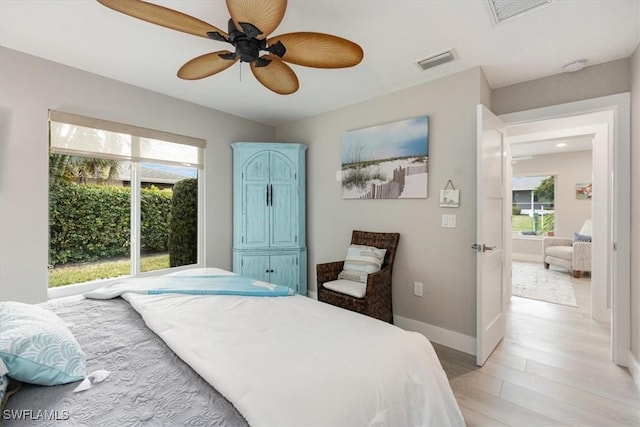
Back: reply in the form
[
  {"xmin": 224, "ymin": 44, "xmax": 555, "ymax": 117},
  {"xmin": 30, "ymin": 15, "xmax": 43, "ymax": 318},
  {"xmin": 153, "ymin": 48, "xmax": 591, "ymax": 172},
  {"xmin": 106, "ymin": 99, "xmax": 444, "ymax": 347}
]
[
  {"xmin": 338, "ymin": 244, "xmax": 387, "ymax": 283},
  {"xmin": 0, "ymin": 302, "xmax": 86, "ymax": 386},
  {"xmin": 573, "ymin": 233, "xmax": 592, "ymax": 243}
]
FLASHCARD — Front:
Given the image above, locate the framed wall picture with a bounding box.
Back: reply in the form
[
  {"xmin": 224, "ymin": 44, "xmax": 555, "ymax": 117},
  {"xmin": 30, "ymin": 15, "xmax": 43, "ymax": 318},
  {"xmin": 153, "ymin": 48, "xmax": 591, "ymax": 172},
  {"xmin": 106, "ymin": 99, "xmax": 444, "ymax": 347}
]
[
  {"xmin": 341, "ymin": 116, "xmax": 429, "ymax": 199},
  {"xmin": 576, "ymin": 182, "xmax": 592, "ymax": 199}
]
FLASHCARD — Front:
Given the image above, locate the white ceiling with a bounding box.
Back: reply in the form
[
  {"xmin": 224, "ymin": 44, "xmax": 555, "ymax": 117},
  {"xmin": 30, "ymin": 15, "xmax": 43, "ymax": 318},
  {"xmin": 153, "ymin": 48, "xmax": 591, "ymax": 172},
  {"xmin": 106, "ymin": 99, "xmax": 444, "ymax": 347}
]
[
  {"xmin": 510, "ymin": 134, "xmax": 593, "ymax": 158},
  {"xmin": 1, "ymin": 1, "xmax": 638, "ymax": 126}
]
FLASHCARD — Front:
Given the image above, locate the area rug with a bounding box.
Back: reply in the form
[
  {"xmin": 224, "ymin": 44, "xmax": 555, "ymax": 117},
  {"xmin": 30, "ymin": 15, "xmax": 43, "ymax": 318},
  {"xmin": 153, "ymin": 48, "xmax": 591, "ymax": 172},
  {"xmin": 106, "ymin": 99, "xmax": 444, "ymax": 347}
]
[{"xmin": 512, "ymin": 261, "xmax": 578, "ymax": 307}]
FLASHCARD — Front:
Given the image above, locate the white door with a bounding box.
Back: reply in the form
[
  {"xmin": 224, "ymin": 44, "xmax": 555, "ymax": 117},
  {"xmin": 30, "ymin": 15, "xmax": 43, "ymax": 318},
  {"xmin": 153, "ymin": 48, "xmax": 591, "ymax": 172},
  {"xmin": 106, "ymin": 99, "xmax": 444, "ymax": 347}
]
[{"xmin": 476, "ymin": 105, "xmax": 507, "ymax": 366}]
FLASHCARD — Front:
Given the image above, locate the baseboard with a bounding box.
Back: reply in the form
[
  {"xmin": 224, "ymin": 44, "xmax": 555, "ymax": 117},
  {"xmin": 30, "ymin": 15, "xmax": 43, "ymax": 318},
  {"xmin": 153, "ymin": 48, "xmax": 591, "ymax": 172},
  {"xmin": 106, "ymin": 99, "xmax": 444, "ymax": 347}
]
[
  {"xmin": 628, "ymin": 350, "xmax": 640, "ymax": 388},
  {"xmin": 512, "ymin": 253, "xmax": 543, "ymax": 263},
  {"xmin": 394, "ymin": 315, "xmax": 476, "ymax": 356}
]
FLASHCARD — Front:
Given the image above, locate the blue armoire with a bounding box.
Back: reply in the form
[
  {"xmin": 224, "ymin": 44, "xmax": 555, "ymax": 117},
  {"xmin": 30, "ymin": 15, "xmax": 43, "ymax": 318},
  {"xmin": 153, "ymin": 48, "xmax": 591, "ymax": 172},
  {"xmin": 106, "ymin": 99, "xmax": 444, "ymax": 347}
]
[{"xmin": 232, "ymin": 142, "xmax": 307, "ymax": 295}]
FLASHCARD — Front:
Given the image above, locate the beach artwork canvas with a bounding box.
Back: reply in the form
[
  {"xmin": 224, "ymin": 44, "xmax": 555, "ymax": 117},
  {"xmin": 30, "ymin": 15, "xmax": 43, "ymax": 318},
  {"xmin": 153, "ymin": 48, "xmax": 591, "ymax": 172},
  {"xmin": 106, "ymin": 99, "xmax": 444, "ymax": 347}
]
[{"xmin": 341, "ymin": 116, "xmax": 429, "ymax": 199}]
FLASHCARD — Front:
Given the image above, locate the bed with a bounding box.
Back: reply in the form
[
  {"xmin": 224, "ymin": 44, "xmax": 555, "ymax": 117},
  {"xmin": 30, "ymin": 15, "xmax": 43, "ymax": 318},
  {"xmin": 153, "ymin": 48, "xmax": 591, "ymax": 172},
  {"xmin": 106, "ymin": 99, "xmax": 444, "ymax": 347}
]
[{"xmin": 2, "ymin": 268, "xmax": 464, "ymax": 426}]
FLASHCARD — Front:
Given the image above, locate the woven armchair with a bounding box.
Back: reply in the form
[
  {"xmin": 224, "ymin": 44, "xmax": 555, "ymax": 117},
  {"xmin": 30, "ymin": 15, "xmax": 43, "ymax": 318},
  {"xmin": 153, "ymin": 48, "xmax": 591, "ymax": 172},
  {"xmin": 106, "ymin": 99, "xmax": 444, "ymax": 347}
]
[{"xmin": 317, "ymin": 230, "xmax": 400, "ymax": 323}]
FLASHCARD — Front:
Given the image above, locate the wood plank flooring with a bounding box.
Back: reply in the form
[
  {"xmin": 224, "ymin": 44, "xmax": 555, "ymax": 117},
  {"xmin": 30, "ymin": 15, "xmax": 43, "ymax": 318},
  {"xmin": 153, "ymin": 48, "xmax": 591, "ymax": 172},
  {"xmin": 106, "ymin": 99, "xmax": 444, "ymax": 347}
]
[{"xmin": 433, "ymin": 262, "xmax": 639, "ymax": 426}]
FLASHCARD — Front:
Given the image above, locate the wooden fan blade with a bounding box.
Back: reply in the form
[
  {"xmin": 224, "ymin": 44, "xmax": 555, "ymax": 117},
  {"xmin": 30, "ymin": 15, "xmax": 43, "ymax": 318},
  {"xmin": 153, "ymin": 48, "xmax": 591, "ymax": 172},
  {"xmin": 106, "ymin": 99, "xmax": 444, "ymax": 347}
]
[
  {"xmin": 268, "ymin": 32, "xmax": 364, "ymax": 68},
  {"xmin": 250, "ymin": 55, "xmax": 299, "ymax": 95},
  {"xmin": 97, "ymin": 0, "xmax": 228, "ymax": 39},
  {"xmin": 178, "ymin": 51, "xmax": 238, "ymax": 80},
  {"xmin": 226, "ymin": 0, "xmax": 287, "ymax": 39}
]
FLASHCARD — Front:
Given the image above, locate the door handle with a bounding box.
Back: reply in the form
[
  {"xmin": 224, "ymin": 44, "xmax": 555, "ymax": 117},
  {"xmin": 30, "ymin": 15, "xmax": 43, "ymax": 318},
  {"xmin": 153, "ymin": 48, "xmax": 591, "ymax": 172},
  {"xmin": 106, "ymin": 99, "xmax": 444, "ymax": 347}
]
[{"xmin": 471, "ymin": 243, "xmax": 496, "ymax": 252}]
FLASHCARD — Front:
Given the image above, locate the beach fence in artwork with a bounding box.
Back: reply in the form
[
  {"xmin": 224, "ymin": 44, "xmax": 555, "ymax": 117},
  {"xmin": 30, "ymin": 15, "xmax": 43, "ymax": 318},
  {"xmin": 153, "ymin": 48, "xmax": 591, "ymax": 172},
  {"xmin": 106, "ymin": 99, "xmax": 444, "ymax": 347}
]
[{"xmin": 357, "ymin": 163, "xmax": 428, "ymax": 199}]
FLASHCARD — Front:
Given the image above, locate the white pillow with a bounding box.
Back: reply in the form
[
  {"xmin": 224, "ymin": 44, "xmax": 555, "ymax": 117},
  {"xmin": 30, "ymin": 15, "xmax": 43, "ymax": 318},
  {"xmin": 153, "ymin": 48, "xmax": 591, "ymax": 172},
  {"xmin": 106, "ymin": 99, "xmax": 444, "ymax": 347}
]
[{"xmin": 338, "ymin": 244, "xmax": 387, "ymax": 283}]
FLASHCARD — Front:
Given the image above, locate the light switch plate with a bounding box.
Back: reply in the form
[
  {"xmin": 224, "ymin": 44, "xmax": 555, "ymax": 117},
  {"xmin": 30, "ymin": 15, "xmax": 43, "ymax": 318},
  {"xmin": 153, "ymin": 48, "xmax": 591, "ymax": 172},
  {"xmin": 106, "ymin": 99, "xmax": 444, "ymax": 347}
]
[
  {"xmin": 414, "ymin": 282, "xmax": 423, "ymax": 297},
  {"xmin": 442, "ymin": 214, "xmax": 456, "ymax": 228}
]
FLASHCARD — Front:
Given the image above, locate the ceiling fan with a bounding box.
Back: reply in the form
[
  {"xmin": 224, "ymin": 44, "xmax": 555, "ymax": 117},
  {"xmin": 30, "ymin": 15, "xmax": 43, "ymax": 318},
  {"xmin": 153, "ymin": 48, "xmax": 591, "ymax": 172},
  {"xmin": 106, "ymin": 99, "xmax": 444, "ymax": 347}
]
[{"xmin": 97, "ymin": 0, "xmax": 364, "ymax": 95}]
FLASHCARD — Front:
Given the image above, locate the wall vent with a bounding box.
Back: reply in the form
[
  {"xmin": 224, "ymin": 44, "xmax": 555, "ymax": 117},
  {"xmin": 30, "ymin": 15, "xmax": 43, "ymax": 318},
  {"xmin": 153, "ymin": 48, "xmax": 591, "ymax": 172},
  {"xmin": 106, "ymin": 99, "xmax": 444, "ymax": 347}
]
[
  {"xmin": 487, "ymin": 0, "xmax": 552, "ymax": 23},
  {"xmin": 416, "ymin": 49, "xmax": 455, "ymax": 71}
]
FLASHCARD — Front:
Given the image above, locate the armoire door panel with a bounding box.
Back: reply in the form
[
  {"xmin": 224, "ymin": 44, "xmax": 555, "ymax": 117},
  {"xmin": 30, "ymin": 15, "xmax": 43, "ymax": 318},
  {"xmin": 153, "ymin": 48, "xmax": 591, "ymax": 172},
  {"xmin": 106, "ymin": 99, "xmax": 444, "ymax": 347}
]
[
  {"xmin": 239, "ymin": 254, "xmax": 270, "ymax": 283},
  {"xmin": 269, "ymin": 254, "xmax": 298, "ymax": 291},
  {"xmin": 270, "ymin": 152, "xmax": 294, "ymax": 181},
  {"xmin": 243, "ymin": 183, "xmax": 270, "ymax": 246},
  {"xmin": 269, "ymin": 151, "xmax": 297, "ymax": 247},
  {"xmin": 270, "ymin": 183, "xmax": 295, "ymax": 246},
  {"xmin": 245, "ymin": 151, "xmax": 270, "ymax": 181}
]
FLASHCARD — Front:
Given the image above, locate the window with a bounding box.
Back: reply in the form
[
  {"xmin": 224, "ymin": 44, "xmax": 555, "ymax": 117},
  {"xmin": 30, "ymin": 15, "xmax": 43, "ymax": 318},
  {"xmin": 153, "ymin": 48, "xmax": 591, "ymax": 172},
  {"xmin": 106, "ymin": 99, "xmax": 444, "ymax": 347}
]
[
  {"xmin": 512, "ymin": 175, "xmax": 555, "ymax": 236},
  {"xmin": 48, "ymin": 111, "xmax": 204, "ymax": 289}
]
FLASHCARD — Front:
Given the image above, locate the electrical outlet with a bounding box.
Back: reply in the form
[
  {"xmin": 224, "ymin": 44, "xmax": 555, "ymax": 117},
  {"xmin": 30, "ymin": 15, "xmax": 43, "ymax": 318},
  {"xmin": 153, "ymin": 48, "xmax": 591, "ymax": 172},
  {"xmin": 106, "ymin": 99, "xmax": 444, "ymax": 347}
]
[
  {"xmin": 336, "ymin": 170, "xmax": 342, "ymax": 182},
  {"xmin": 413, "ymin": 282, "xmax": 423, "ymax": 297}
]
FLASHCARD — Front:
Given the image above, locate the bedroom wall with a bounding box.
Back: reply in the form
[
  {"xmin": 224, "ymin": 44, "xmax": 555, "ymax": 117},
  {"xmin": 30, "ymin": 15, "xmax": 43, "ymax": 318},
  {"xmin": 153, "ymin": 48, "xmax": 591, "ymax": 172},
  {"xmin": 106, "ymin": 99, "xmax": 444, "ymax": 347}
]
[
  {"xmin": 0, "ymin": 47, "xmax": 275, "ymax": 304},
  {"xmin": 275, "ymin": 67, "xmax": 490, "ymax": 342},
  {"xmin": 630, "ymin": 41, "xmax": 640, "ymax": 374},
  {"xmin": 492, "ymin": 58, "xmax": 632, "ymax": 115}
]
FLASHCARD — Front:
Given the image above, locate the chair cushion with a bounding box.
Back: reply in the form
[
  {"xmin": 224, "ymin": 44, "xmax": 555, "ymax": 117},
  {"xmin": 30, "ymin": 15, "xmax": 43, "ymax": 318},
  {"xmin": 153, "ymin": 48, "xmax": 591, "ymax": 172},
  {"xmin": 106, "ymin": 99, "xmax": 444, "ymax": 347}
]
[
  {"xmin": 545, "ymin": 245, "xmax": 573, "ymax": 261},
  {"xmin": 322, "ymin": 279, "xmax": 367, "ymax": 299},
  {"xmin": 338, "ymin": 244, "xmax": 387, "ymax": 283}
]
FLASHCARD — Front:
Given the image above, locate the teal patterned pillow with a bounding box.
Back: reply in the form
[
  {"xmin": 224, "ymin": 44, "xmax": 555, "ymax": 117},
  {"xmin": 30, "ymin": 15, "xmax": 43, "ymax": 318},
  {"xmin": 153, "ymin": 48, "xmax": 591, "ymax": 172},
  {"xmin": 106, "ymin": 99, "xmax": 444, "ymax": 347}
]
[
  {"xmin": 0, "ymin": 302, "xmax": 86, "ymax": 386},
  {"xmin": 0, "ymin": 359, "xmax": 8, "ymax": 406}
]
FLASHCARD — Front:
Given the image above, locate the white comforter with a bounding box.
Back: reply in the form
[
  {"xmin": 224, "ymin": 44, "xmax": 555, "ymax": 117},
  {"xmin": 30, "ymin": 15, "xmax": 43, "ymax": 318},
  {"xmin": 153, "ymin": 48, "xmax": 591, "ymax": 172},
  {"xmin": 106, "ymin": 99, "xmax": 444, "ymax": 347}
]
[{"xmin": 121, "ymin": 269, "xmax": 464, "ymax": 426}]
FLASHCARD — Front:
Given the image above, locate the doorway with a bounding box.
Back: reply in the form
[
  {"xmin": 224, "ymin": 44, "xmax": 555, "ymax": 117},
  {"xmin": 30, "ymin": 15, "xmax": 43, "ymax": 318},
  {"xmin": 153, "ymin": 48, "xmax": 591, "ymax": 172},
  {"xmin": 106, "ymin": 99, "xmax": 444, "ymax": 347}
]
[
  {"xmin": 509, "ymin": 142, "xmax": 593, "ymax": 307},
  {"xmin": 498, "ymin": 93, "xmax": 631, "ymax": 366}
]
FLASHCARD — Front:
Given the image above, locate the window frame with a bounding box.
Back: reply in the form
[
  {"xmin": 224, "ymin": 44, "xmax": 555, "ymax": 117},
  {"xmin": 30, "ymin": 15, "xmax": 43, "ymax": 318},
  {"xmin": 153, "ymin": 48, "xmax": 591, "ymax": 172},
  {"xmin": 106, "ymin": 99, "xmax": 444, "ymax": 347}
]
[
  {"xmin": 47, "ymin": 111, "xmax": 205, "ymax": 299},
  {"xmin": 511, "ymin": 174, "xmax": 555, "ymax": 237}
]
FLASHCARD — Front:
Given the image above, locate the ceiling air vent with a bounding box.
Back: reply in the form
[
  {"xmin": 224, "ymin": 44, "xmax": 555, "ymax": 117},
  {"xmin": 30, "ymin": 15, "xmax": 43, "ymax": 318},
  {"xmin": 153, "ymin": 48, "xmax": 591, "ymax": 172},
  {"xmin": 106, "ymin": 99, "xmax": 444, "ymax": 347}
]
[
  {"xmin": 416, "ymin": 49, "xmax": 455, "ymax": 71},
  {"xmin": 487, "ymin": 0, "xmax": 552, "ymax": 23}
]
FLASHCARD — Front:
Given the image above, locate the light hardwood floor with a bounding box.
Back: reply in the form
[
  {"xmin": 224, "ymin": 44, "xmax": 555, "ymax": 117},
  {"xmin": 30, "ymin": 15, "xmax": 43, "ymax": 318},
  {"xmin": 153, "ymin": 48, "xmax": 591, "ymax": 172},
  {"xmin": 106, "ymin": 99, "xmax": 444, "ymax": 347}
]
[{"xmin": 433, "ymin": 262, "xmax": 640, "ymax": 426}]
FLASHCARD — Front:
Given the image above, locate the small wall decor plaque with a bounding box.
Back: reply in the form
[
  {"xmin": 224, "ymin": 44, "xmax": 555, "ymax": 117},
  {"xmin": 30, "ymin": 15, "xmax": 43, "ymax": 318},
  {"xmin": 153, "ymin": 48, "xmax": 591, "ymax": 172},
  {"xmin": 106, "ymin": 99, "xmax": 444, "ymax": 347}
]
[{"xmin": 439, "ymin": 180, "xmax": 459, "ymax": 207}]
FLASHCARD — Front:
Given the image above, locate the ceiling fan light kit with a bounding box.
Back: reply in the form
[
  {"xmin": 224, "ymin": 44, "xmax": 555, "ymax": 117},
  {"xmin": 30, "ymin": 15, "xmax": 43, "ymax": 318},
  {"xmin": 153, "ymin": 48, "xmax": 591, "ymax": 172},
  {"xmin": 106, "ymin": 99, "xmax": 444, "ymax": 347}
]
[{"xmin": 97, "ymin": 0, "xmax": 364, "ymax": 95}]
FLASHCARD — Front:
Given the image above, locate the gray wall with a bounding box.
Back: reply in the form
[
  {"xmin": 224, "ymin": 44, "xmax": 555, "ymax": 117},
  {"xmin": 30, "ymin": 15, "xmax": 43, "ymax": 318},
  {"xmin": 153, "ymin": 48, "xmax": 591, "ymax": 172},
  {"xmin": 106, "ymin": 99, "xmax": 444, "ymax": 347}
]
[
  {"xmin": 276, "ymin": 68, "xmax": 490, "ymax": 338},
  {"xmin": 0, "ymin": 47, "xmax": 275, "ymax": 303},
  {"xmin": 492, "ymin": 58, "xmax": 631, "ymax": 115},
  {"xmin": 631, "ymin": 42, "xmax": 640, "ymax": 367}
]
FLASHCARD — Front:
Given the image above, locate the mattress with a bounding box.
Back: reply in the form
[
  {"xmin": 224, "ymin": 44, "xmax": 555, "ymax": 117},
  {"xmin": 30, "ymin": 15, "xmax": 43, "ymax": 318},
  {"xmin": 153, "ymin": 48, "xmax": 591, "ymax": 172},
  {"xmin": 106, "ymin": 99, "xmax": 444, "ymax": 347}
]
[{"xmin": 3, "ymin": 296, "xmax": 248, "ymax": 426}]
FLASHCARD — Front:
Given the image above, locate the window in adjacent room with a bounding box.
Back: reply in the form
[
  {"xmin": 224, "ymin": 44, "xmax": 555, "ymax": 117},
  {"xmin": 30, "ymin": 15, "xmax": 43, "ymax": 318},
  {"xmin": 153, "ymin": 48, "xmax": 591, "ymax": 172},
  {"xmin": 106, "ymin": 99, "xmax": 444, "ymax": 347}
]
[
  {"xmin": 511, "ymin": 175, "xmax": 555, "ymax": 236},
  {"xmin": 48, "ymin": 111, "xmax": 204, "ymax": 289}
]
